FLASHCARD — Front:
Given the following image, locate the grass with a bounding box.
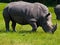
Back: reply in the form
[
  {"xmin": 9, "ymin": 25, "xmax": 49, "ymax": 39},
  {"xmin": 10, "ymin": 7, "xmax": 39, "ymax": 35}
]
[{"xmin": 0, "ymin": 3, "xmax": 60, "ymax": 45}]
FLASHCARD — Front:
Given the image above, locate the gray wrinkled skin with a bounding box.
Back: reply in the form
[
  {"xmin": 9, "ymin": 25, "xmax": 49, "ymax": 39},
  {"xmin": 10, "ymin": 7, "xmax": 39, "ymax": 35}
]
[
  {"xmin": 3, "ymin": 1, "xmax": 57, "ymax": 33},
  {"xmin": 54, "ymin": 5, "xmax": 60, "ymax": 20}
]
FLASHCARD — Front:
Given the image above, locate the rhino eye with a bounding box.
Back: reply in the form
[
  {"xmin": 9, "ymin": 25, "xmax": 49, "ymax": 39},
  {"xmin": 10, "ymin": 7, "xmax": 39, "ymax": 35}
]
[
  {"xmin": 43, "ymin": 19, "xmax": 48, "ymax": 24},
  {"xmin": 43, "ymin": 22, "xmax": 46, "ymax": 25},
  {"xmin": 46, "ymin": 18, "xmax": 48, "ymax": 21},
  {"xmin": 43, "ymin": 20, "xmax": 47, "ymax": 24}
]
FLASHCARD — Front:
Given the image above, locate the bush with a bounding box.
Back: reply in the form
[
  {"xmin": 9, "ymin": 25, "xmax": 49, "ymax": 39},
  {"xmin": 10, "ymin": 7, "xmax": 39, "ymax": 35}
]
[{"xmin": 0, "ymin": 0, "xmax": 59, "ymax": 6}]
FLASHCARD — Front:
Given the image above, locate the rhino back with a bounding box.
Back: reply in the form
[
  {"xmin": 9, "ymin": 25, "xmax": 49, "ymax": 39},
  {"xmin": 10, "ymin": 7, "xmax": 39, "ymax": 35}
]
[
  {"xmin": 8, "ymin": 2, "xmax": 40, "ymax": 22},
  {"xmin": 7, "ymin": 1, "xmax": 49, "ymax": 24}
]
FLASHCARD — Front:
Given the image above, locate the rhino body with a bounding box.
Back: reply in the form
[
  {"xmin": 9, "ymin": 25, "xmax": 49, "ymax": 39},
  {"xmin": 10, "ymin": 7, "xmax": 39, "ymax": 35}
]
[
  {"xmin": 54, "ymin": 5, "xmax": 60, "ymax": 20},
  {"xmin": 3, "ymin": 1, "xmax": 57, "ymax": 33}
]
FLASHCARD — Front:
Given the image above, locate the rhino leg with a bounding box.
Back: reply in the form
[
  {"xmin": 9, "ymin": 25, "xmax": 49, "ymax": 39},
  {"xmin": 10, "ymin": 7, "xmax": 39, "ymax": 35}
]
[
  {"xmin": 11, "ymin": 21, "xmax": 16, "ymax": 32},
  {"xmin": 4, "ymin": 17, "xmax": 10, "ymax": 32},
  {"xmin": 3, "ymin": 7, "xmax": 10, "ymax": 32},
  {"xmin": 29, "ymin": 21, "xmax": 37, "ymax": 32}
]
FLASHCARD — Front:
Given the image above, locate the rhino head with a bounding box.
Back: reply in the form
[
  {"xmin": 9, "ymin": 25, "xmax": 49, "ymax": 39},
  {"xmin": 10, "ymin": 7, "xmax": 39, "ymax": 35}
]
[{"xmin": 40, "ymin": 13, "xmax": 57, "ymax": 33}]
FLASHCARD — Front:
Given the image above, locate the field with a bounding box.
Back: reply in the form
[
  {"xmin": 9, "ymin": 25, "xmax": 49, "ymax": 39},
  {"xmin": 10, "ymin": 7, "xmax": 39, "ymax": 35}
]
[{"xmin": 0, "ymin": 3, "xmax": 60, "ymax": 45}]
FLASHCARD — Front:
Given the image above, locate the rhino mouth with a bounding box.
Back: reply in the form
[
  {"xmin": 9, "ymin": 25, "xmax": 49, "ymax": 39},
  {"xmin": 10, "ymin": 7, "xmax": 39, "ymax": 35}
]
[
  {"xmin": 42, "ymin": 24, "xmax": 57, "ymax": 34},
  {"xmin": 50, "ymin": 24, "xmax": 57, "ymax": 34}
]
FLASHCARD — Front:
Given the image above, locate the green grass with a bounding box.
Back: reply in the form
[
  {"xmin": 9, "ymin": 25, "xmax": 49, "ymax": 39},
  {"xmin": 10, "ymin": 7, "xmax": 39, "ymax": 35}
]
[{"xmin": 0, "ymin": 3, "xmax": 60, "ymax": 45}]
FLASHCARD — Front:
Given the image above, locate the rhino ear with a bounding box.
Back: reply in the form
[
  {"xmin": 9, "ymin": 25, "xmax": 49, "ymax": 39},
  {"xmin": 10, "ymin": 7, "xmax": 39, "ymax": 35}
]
[{"xmin": 45, "ymin": 13, "xmax": 50, "ymax": 18}]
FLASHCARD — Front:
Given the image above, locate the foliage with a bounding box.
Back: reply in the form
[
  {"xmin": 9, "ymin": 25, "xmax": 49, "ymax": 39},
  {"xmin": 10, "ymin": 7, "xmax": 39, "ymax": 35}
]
[
  {"xmin": 0, "ymin": 3, "xmax": 60, "ymax": 45},
  {"xmin": 0, "ymin": 0, "xmax": 59, "ymax": 6}
]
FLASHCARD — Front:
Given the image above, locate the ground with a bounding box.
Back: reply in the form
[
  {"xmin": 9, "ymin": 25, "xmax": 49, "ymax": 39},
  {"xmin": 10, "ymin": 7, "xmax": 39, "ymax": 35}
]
[{"xmin": 0, "ymin": 3, "xmax": 60, "ymax": 45}]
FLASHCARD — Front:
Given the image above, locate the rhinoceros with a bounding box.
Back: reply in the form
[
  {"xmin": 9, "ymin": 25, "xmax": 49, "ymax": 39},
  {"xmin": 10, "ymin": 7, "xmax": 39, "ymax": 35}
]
[
  {"xmin": 3, "ymin": 1, "xmax": 57, "ymax": 33},
  {"xmin": 54, "ymin": 5, "xmax": 60, "ymax": 20}
]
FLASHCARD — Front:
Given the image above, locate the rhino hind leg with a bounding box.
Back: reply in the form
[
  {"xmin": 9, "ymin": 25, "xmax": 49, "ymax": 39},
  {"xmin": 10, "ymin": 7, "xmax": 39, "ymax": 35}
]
[
  {"xmin": 4, "ymin": 18, "xmax": 10, "ymax": 32},
  {"xmin": 11, "ymin": 21, "xmax": 16, "ymax": 32},
  {"xmin": 3, "ymin": 14, "xmax": 10, "ymax": 32},
  {"xmin": 3, "ymin": 7, "xmax": 10, "ymax": 32},
  {"xmin": 29, "ymin": 21, "xmax": 37, "ymax": 32}
]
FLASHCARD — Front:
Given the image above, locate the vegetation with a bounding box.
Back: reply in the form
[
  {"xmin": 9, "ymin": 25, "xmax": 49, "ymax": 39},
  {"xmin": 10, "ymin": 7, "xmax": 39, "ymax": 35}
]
[
  {"xmin": 0, "ymin": 3, "xmax": 60, "ymax": 45},
  {"xmin": 0, "ymin": 0, "xmax": 60, "ymax": 5}
]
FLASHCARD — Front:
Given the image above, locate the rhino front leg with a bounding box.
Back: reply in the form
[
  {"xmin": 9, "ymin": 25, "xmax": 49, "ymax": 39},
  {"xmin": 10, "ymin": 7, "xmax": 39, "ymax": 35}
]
[
  {"xmin": 29, "ymin": 21, "xmax": 37, "ymax": 32},
  {"xmin": 11, "ymin": 21, "xmax": 16, "ymax": 32}
]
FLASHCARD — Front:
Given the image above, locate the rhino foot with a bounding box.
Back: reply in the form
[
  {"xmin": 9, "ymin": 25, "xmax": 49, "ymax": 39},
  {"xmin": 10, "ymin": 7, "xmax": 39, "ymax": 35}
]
[{"xmin": 31, "ymin": 30, "xmax": 36, "ymax": 32}]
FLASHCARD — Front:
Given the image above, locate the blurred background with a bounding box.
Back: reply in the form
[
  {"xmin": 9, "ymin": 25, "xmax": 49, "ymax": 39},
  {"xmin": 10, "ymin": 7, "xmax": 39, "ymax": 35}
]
[{"xmin": 0, "ymin": 0, "xmax": 60, "ymax": 6}]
